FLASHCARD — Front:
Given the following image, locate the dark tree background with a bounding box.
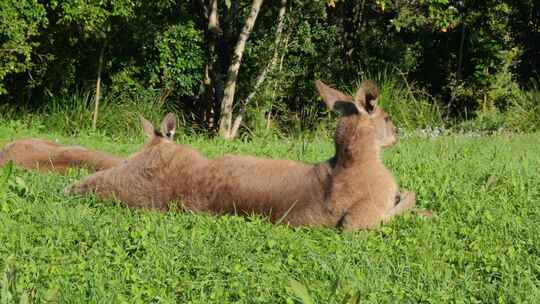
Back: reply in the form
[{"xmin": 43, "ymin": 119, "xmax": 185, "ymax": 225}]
[{"xmin": 1, "ymin": 0, "xmax": 538, "ymax": 135}]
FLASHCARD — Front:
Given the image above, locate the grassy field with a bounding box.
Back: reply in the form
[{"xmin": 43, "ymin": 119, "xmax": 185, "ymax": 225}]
[{"xmin": 0, "ymin": 120, "xmax": 539, "ymax": 303}]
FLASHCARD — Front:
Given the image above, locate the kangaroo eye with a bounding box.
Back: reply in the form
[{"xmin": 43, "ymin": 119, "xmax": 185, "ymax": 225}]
[
  {"xmin": 394, "ymin": 193, "xmax": 401, "ymax": 206},
  {"xmin": 384, "ymin": 117, "xmax": 390, "ymax": 122}
]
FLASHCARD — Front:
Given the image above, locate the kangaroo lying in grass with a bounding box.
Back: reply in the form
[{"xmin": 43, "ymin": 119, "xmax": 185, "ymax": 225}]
[
  {"xmin": 0, "ymin": 115, "xmax": 177, "ymax": 173},
  {"xmin": 0, "ymin": 138, "xmax": 124, "ymax": 173},
  {"xmin": 66, "ymin": 80, "xmax": 418, "ymax": 230}
]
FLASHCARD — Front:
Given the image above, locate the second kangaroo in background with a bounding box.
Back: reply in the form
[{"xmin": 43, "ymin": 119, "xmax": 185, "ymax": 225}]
[
  {"xmin": 0, "ymin": 138, "xmax": 123, "ymax": 173},
  {"xmin": 0, "ymin": 115, "xmax": 177, "ymax": 173}
]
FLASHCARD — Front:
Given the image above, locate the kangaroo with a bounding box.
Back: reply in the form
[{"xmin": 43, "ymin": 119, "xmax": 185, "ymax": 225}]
[
  {"xmin": 0, "ymin": 115, "xmax": 177, "ymax": 174},
  {"xmin": 66, "ymin": 80, "xmax": 418, "ymax": 230},
  {"xmin": 0, "ymin": 138, "xmax": 123, "ymax": 173}
]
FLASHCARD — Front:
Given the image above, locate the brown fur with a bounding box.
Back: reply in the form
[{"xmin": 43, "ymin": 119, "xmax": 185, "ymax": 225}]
[
  {"xmin": 66, "ymin": 81, "xmax": 417, "ymax": 230},
  {"xmin": 0, "ymin": 114, "xmax": 177, "ymax": 173},
  {"xmin": 0, "ymin": 138, "xmax": 123, "ymax": 173}
]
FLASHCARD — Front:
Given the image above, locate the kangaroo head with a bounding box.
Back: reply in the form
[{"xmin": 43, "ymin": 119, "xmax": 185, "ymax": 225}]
[
  {"xmin": 124, "ymin": 113, "xmax": 177, "ymax": 163},
  {"xmin": 315, "ymin": 80, "xmax": 398, "ymax": 149},
  {"xmin": 119, "ymin": 113, "xmax": 178, "ymax": 168},
  {"xmin": 140, "ymin": 113, "xmax": 177, "ymax": 145}
]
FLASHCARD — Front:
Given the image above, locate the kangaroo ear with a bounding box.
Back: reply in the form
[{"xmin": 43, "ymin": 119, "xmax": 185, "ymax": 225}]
[
  {"xmin": 333, "ymin": 101, "xmax": 367, "ymax": 116},
  {"xmin": 315, "ymin": 80, "xmax": 354, "ymax": 111},
  {"xmin": 140, "ymin": 115, "xmax": 155, "ymax": 138},
  {"xmin": 354, "ymin": 80, "xmax": 380, "ymax": 113},
  {"xmin": 160, "ymin": 113, "xmax": 176, "ymax": 140}
]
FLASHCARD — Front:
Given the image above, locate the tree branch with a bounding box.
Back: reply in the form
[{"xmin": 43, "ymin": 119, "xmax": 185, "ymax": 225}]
[{"xmin": 228, "ymin": 0, "xmax": 288, "ymax": 139}]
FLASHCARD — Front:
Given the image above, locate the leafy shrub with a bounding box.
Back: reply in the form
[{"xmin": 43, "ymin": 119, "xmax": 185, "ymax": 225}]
[
  {"xmin": 0, "ymin": 0, "xmax": 47, "ymax": 95},
  {"xmin": 506, "ymin": 79, "xmax": 540, "ymax": 132},
  {"xmin": 153, "ymin": 21, "xmax": 204, "ymax": 97},
  {"xmin": 365, "ymin": 72, "xmax": 444, "ymax": 130}
]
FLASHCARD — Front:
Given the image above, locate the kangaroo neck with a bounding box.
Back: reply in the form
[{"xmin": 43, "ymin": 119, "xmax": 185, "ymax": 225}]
[{"xmin": 333, "ymin": 131, "xmax": 379, "ymax": 170}]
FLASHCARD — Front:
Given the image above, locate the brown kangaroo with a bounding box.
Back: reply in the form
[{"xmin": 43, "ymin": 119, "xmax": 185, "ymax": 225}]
[
  {"xmin": 66, "ymin": 80, "xmax": 417, "ymax": 230},
  {"xmin": 0, "ymin": 114, "xmax": 176, "ymax": 173},
  {"xmin": 0, "ymin": 138, "xmax": 123, "ymax": 173}
]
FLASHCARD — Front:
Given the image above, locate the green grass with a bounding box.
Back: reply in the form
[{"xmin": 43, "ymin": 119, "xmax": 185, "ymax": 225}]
[{"xmin": 0, "ymin": 122, "xmax": 539, "ymax": 303}]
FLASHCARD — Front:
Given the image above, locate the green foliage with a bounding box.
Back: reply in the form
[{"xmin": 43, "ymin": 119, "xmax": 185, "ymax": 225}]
[
  {"xmin": 457, "ymin": 110, "xmax": 506, "ymax": 133},
  {"xmin": 154, "ymin": 21, "xmax": 204, "ymax": 96},
  {"xmin": 506, "ymin": 78, "xmax": 540, "ymax": 132},
  {"xmin": 455, "ymin": 52, "xmax": 540, "ymax": 133},
  {"xmin": 0, "ymin": 162, "xmax": 13, "ymax": 190},
  {"xmin": 289, "ymin": 279, "xmax": 315, "ymax": 304},
  {"xmin": 388, "ymin": 0, "xmax": 460, "ymax": 33},
  {"xmin": 0, "ymin": 0, "xmax": 47, "ymax": 95},
  {"xmin": 1, "ymin": 124, "xmax": 540, "ymax": 302},
  {"xmin": 0, "ymin": 0, "xmax": 539, "ymax": 132},
  {"xmin": 288, "ymin": 279, "xmax": 361, "ymax": 304},
  {"xmin": 107, "ymin": 66, "xmax": 159, "ymax": 104},
  {"xmin": 52, "ymin": 0, "xmax": 130, "ymax": 31},
  {"xmin": 1, "ymin": 255, "xmax": 31, "ymax": 304},
  {"xmin": 361, "ymin": 0, "xmax": 525, "ymax": 119}
]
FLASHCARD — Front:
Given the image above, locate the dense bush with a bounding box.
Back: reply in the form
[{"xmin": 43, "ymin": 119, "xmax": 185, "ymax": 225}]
[{"xmin": 0, "ymin": 0, "xmax": 538, "ymax": 133}]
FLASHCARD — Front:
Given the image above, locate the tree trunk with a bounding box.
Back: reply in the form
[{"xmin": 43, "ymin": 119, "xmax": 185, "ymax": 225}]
[
  {"xmin": 267, "ymin": 33, "xmax": 289, "ymax": 130},
  {"xmin": 218, "ymin": 0, "xmax": 264, "ymax": 139},
  {"xmin": 229, "ymin": 0, "xmax": 288, "ymax": 139},
  {"xmin": 202, "ymin": 63, "xmax": 214, "ymax": 127},
  {"xmin": 200, "ymin": 0, "xmax": 224, "ymax": 129},
  {"xmin": 457, "ymin": 24, "xmax": 466, "ymax": 80},
  {"xmin": 208, "ymin": 0, "xmax": 220, "ymax": 34},
  {"xmin": 92, "ymin": 41, "xmax": 106, "ymax": 130}
]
